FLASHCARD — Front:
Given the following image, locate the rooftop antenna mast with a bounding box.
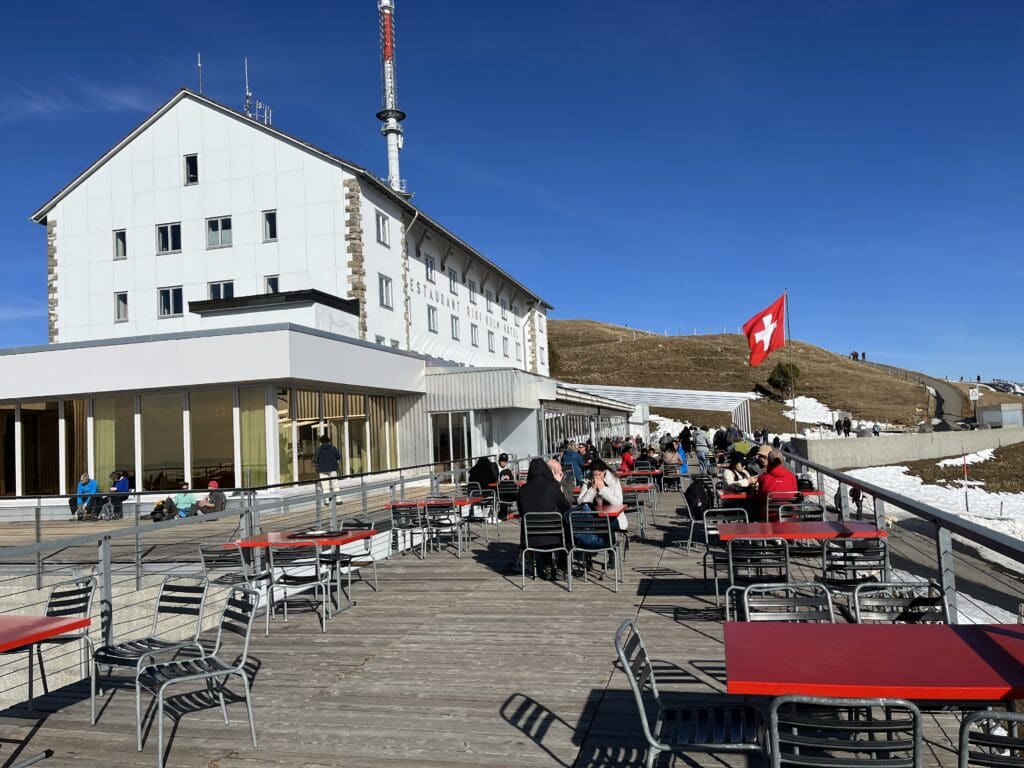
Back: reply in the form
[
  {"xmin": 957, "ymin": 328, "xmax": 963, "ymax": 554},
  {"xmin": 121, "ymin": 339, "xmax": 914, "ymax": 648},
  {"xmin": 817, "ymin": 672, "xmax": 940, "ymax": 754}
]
[
  {"xmin": 377, "ymin": 0, "xmax": 408, "ymax": 195},
  {"xmin": 197, "ymin": 52, "xmax": 203, "ymax": 94},
  {"xmin": 243, "ymin": 58, "xmax": 273, "ymax": 126}
]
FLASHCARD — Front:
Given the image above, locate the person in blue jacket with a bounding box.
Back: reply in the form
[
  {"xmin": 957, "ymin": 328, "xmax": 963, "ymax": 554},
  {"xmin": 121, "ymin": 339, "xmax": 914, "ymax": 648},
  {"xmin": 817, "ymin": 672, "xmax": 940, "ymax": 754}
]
[
  {"xmin": 560, "ymin": 441, "xmax": 585, "ymax": 483},
  {"xmin": 69, "ymin": 473, "xmax": 98, "ymax": 518}
]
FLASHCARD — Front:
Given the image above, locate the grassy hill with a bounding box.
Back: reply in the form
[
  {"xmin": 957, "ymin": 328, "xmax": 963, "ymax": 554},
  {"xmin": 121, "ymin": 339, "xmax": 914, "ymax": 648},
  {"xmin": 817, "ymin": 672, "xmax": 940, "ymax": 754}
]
[{"xmin": 548, "ymin": 319, "xmax": 930, "ymax": 433}]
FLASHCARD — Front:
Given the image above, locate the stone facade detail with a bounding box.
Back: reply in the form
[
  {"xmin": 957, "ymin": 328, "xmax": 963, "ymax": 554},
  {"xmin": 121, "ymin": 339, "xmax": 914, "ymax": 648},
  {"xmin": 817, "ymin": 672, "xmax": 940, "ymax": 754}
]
[
  {"xmin": 526, "ymin": 306, "xmax": 538, "ymax": 373},
  {"xmin": 46, "ymin": 219, "xmax": 58, "ymax": 343},
  {"xmin": 343, "ymin": 178, "xmax": 367, "ymax": 340},
  {"xmin": 401, "ymin": 220, "xmax": 412, "ymax": 350}
]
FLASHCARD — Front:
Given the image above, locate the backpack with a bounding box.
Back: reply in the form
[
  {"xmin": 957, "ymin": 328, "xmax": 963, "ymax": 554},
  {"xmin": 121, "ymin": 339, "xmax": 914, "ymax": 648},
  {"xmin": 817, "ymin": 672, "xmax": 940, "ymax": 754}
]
[
  {"xmin": 797, "ymin": 475, "xmax": 815, "ymax": 491},
  {"xmin": 684, "ymin": 480, "xmax": 712, "ymax": 517}
]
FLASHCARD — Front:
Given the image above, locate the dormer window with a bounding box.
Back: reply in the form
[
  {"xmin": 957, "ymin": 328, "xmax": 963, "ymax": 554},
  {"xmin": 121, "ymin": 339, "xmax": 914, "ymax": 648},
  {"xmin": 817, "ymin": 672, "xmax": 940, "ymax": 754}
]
[{"xmin": 184, "ymin": 154, "xmax": 199, "ymax": 185}]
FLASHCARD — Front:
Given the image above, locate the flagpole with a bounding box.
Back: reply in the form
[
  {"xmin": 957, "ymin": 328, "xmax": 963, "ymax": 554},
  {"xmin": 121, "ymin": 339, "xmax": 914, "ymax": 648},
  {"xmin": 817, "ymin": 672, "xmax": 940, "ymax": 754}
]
[{"xmin": 785, "ymin": 289, "xmax": 799, "ymax": 438}]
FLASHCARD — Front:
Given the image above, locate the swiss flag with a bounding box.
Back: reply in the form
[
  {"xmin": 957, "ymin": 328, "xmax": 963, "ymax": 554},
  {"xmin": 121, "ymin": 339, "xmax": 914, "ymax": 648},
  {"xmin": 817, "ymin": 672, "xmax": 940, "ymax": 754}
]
[{"xmin": 742, "ymin": 294, "xmax": 786, "ymax": 367}]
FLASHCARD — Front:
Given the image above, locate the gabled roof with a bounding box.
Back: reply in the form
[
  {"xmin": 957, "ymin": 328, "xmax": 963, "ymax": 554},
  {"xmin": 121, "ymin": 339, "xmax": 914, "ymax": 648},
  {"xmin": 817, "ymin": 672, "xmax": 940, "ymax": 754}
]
[{"xmin": 30, "ymin": 88, "xmax": 552, "ymax": 309}]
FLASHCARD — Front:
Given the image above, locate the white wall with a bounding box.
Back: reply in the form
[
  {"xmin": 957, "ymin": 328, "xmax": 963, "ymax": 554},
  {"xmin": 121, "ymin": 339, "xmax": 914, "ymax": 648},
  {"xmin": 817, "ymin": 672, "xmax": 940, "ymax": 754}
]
[
  {"xmin": 196, "ymin": 303, "xmax": 358, "ymax": 337},
  {"xmin": 50, "ymin": 97, "xmax": 352, "ymax": 343}
]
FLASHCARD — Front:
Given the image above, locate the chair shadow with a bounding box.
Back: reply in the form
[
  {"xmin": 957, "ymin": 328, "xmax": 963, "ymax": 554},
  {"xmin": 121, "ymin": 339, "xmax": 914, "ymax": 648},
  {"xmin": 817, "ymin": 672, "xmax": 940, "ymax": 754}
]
[{"xmin": 0, "ymin": 712, "xmax": 49, "ymax": 768}]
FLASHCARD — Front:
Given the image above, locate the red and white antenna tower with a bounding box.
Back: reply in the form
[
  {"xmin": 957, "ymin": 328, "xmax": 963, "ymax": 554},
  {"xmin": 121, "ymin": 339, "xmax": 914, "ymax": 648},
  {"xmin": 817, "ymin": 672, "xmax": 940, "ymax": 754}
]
[{"xmin": 376, "ymin": 0, "xmax": 407, "ymax": 194}]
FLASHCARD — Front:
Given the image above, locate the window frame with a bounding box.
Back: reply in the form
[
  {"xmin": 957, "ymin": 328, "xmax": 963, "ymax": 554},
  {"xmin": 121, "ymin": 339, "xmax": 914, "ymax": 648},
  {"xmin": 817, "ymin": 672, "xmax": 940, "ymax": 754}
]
[
  {"xmin": 378, "ymin": 273, "xmax": 393, "ymax": 310},
  {"xmin": 485, "ymin": 290, "xmax": 494, "ymax": 313},
  {"xmin": 263, "ymin": 210, "xmax": 278, "ymax": 242},
  {"xmin": 114, "ymin": 291, "xmax": 128, "ymax": 323},
  {"xmin": 467, "ymin": 279, "xmax": 477, "ymax": 304},
  {"xmin": 487, "ymin": 331, "xmax": 495, "ymax": 353},
  {"xmin": 448, "ymin": 268, "xmax": 458, "ymax": 294},
  {"xmin": 425, "ymin": 255, "xmax": 436, "ymax": 283},
  {"xmin": 206, "ymin": 216, "xmax": 233, "ymax": 249},
  {"xmin": 183, "ymin": 154, "xmax": 199, "ymax": 186},
  {"xmin": 502, "ymin": 336, "xmax": 510, "ymax": 357},
  {"xmin": 157, "ymin": 286, "xmax": 184, "ymax": 318},
  {"xmin": 155, "ymin": 222, "xmax": 182, "ymax": 255},
  {"xmin": 450, "ymin": 315, "xmax": 460, "ymax": 341},
  {"xmin": 515, "ymin": 341, "xmax": 522, "ymax": 361},
  {"xmin": 112, "ymin": 229, "xmax": 127, "ymax": 261},
  {"xmin": 470, "ymin": 323, "xmax": 479, "ymax": 347},
  {"xmin": 208, "ymin": 280, "xmax": 234, "ymax": 300},
  {"xmin": 375, "ymin": 335, "xmax": 386, "ymax": 346},
  {"xmin": 264, "ymin": 275, "xmax": 280, "ymax": 294},
  {"xmin": 375, "ymin": 210, "xmax": 390, "ymax": 247},
  {"xmin": 389, "ymin": 339, "xmax": 400, "ymax": 349},
  {"xmin": 427, "ymin": 305, "xmax": 439, "ymax": 333}
]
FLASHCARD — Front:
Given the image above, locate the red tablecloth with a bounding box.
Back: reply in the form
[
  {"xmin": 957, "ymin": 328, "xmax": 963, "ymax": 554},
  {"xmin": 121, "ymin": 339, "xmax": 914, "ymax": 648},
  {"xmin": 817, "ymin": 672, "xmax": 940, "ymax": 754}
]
[
  {"xmin": 717, "ymin": 521, "xmax": 886, "ymax": 541},
  {"xmin": 0, "ymin": 615, "xmax": 91, "ymax": 653},
  {"xmin": 234, "ymin": 530, "xmax": 376, "ymax": 548}
]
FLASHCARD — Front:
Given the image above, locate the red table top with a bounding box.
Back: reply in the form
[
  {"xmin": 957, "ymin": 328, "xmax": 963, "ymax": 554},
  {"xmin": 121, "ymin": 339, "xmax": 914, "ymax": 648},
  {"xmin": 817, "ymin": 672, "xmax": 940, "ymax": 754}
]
[
  {"xmin": 726, "ymin": 623, "xmax": 1024, "ymax": 700},
  {"xmin": 717, "ymin": 521, "xmax": 886, "ymax": 541},
  {"xmin": 234, "ymin": 530, "xmax": 376, "ymax": 548},
  {"xmin": 386, "ymin": 496, "xmax": 484, "ymax": 509},
  {"xmin": 595, "ymin": 504, "xmax": 624, "ymax": 518},
  {"xmin": 487, "ymin": 481, "xmax": 525, "ymax": 488},
  {"xmin": 0, "ymin": 615, "xmax": 91, "ymax": 653},
  {"xmin": 719, "ymin": 489, "xmax": 825, "ymax": 500},
  {"xmin": 572, "ymin": 485, "xmax": 653, "ymax": 495},
  {"xmin": 620, "ymin": 469, "xmax": 662, "ymax": 476}
]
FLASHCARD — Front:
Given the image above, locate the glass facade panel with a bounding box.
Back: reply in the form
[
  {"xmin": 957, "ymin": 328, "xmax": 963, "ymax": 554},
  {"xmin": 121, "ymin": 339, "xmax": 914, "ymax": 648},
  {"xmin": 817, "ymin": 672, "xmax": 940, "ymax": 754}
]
[
  {"xmin": 141, "ymin": 393, "xmax": 184, "ymax": 490},
  {"xmin": 295, "ymin": 389, "xmax": 320, "ymax": 481},
  {"xmin": 347, "ymin": 394, "xmax": 367, "ymax": 474},
  {"xmin": 431, "ymin": 413, "xmax": 452, "ymax": 471},
  {"xmin": 64, "ymin": 399, "xmax": 88, "ymax": 494},
  {"xmin": 189, "ymin": 389, "xmax": 234, "ymax": 488},
  {"xmin": 21, "ymin": 401, "xmax": 59, "ymax": 495},
  {"xmin": 93, "ymin": 395, "xmax": 135, "ymax": 492},
  {"xmin": 0, "ymin": 406, "xmax": 13, "ymax": 496},
  {"xmin": 451, "ymin": 411, "xmax": 469, "ymax": 471},
  {"xmin": 276, "ymin": 388, "xmax": 292, "ymax": 483},
  {"xmin": 239, "ymin": 387, "xmax": 267, "ymax": 487},
  {"xmin": 368, "ymin": 396, "xmax": 389, "ymax": 473},
  {"xmin": 322, "ymin": 392, "xmax": 347, "ymax": 475},
  {"xmin": 387, "ymin": 399, "xmax": 399, "ymax": 469}
]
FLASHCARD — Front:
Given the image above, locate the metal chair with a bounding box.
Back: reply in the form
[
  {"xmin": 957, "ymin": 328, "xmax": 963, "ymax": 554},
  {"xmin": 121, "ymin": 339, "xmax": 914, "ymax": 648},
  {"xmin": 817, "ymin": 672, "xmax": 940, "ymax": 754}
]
[
  {"xmin": 853, "ymin": 580, "xmax": 950, "ymax": 624},
  {"xmin": 24, "ymin": 577, "xmax": 97, "ymax": 702},
  {"xmin": 777, "ymin": 502, "xmax": 826, "ymax": 559},
  {"xmin": 136, "ymin": 585, "xmax": 259, "ymax": 766},
  {"xmin": 819, "ymin": 538, "xmax": 888, "ymax": 596},
  {"xmin": 521, "ymin": 512, "xmax": 571, "ymax": 591},
  {"xmin": 390, "ymin": 501, "xmax": 427, "ymax": 558},
  {"xmin": 462, "ymin": 481, "xmax": 499, "ymax": 542},
  {"xmin": 697, "ymin": 508, "xmax": 748, "ymax": 594},
  {"xmin": 496, "ymin": 479, "xmax": 520, "ymax": 520},
  {"xmin": 735, "ymin": 582, "xmax": 835, "ymax": 623},
  {"xmin": 266, "ymin": 543, "xmax": 331, "ymax": 634},
  {"xmin": 958, "ymin": 710, "xmax": 1024, "ymax": 768},
  {"xmin": 567, "ymin": 511, "xmax": 620, "ymax": 591},
  {"xmin": 765, "ymin": 491, "xmax": 804, "ymax": 522},
  {"xmin": 769, "ymin": 694, "xmax": 922, "ymax": 768},
  {"xmin": 615, "ymin": 619, "xmax": 765, "ymax": 768},
  {"xmin": 91, "ymin": 576, "xmax": 209, "ymax": 724},
  {"xmin": 661, "ymin": 461, "xmax": 682, "ymax": 491},
  {"xmin": 322, "ymin": 518, "xmax": 379, "ymax": 608},
  {"xmin": 722, "ymin": 537, "xmax": 789, "ymax": 610},
  {"xmin": 198, "ymin": 543, "xmax": 271, "ymax": 590},
  {"xmin": 423, "ymin": 495, "xmax": 466, "ymax": 557}
]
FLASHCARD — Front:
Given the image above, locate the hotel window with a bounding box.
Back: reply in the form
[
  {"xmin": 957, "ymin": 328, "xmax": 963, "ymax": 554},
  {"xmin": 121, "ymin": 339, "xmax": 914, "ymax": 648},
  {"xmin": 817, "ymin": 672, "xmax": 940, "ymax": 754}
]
[
  {"xmin": 378, "ymin": 274, "xmax": 393, "ymax": 309},
  {"xmin": 184, "ymin": 154, "xmax": 199, "ymax": 185},
  {"xmin": 511, "ymin": 304, "xmax": 520, "ymax": 319},
  {"xmin": 515, "ymin": 341, "xmax": 522, "ymax": 361},
  {"xmin": 502, "ymin": 337, "xmax": 509, "ymax": 357},
  {"xmin": 467, "ymin": 279, "xmax": 477, "ymax": 304},
  {"xmin": 263, "ymin": 210, "xmax": 277, "ymax": 242},
  {"xmin": 487, "ymin": 331, "xmax": 495, "ymax": 353},
  {"xmin": 470, "ymin": 323, "xmax": 479, "ymax": 347},
  {"xmin": 451, "ymin": 315, "xmax": 460, "ymax": 341},
  {"xmin": 113, "ymin": 229, "xmax": 127, "ymax": 261},
  {"xmin": 375, "ymin": 335, "xmax": 386, "ymax": 345},
  {"xmin": 485, "ymin": 290, "xmax": 494, "ymax": 313},
  {"xmin": 208, "ymin": 280, "xmax": 234, "ymax": 300},
  {"xmin": 156, "ymin": 222, "xmax": 181, "ymax": 254},
  {"xmin": 375, "ymin": 210, "xmax": 390, "ymax": 246},
  {"xmin": 427, "ymin": 305, "xmax": 438, "ymax": 333},
  {"xmin": 500, "ymin": 299, "xmax": 507, "ymax": 320},
  {"xmin": 425, "ymin": 255, "xmax": 436, "ymax": 283},
  {"xmin": 448, "ymin": 268, "xmax": 458, "ymax": 294},
  {"xmin": 390, "ymin": 339, "xmax": 400, "ymax": 348},
  {"xmin": 158, "ymin": 286, "xmax": 183, "ymax": 317},
  {"xmin": 114, "ymin": 292, "xmax": 128, "ymax": 322},
  {"xmin": 265, "ymin": 275, "xmax": 279, "ymax": 294},
  {"xmin": 206, "ymin": 216, "xmax": 232, "ymax": 248}
]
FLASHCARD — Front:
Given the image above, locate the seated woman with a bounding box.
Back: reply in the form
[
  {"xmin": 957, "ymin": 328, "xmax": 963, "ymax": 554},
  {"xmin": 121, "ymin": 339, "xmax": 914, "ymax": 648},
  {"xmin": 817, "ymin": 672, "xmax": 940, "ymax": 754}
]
[
  {"xmin": 722, "ymin": 453, "xmax": 754, "ymax": 491},
  {"xmin": 618, "ymin": 447, "xmax": 635, "ymax": 473}
]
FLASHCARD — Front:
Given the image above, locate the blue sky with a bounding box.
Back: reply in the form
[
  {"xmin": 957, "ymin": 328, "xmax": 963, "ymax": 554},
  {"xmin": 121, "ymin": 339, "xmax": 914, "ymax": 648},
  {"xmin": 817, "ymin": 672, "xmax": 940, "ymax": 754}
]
[{"xmin": 2, "ymin": 0, "xmax": 1023, "ymax": 380}]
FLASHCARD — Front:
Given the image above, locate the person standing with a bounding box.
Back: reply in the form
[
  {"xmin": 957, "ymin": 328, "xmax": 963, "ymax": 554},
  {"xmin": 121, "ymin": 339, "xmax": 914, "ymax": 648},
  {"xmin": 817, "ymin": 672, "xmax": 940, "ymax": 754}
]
[
  {"xmin": 315, "ymin": 434, "xmax": 342, "ymax": 492},
  {"xmin": 834, "ymin": 418, "xmax": 843, "ymax": 436},
  {"xmin": 694, "ymin": 426, "xmax": 713, "ymax": 474},
  {"xmin": 680, "ymin": 427, "xmax": 693, "ymax": 456},
  {"xmin": 842, "ymin": 417, "xmax": 852, "ymax": 438}
]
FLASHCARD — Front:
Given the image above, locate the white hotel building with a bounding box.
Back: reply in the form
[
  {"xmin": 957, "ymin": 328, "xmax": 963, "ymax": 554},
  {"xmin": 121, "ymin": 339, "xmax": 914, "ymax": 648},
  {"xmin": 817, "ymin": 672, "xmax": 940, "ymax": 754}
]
[{"xmin": 0, "ymin": 89, "xmax": 628, "ymax": 496}]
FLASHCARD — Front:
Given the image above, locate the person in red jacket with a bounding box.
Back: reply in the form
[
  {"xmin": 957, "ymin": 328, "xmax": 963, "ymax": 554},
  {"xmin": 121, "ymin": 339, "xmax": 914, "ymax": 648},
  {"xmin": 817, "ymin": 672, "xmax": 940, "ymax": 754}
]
[
  {"xmin": 757, "ymin": 449, "xmax": 798, "ymax": 521},
  {"xmin": 619, "ymin": 446, "xmax": 636, "ymax": 473}
]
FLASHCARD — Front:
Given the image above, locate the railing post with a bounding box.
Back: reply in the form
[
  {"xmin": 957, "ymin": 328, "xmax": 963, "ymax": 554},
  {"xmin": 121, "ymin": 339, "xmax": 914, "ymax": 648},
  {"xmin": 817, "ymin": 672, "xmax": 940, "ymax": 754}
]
[
  {"xmin": 873, "ymin": 496, "xmax": 885, "ymax": 530},
  {"xmin": 314, "ymin": 482, "xmax": 323, "ymax": 529},
  {"xmin": 34, "ymin": 498, "xmax": 42, "ymax": 590},
  {"xmin": 360, "ymin": 476, "xmax": 368, "ymax": 518},
  {"xmin": 935, "ymin": 524, "xmax": 959, "ymax": 624},
  {"xmin": 329, "ymin": 491, "xmax": 338, "ymax": 529},
  {"xmin": 836, "ymin": 485, "xmax": 848, "ymax": 521},
  {"xmin": 134, "ymin": 515, "xmax": 142, "ymax": 592},
  {"xmin": 98, "ymin": 536, "xmax": 114, "ymax": 647}
]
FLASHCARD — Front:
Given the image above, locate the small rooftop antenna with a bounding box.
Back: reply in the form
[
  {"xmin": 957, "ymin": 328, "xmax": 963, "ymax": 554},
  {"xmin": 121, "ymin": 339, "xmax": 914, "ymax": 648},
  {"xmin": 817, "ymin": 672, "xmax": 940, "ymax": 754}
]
[
  {"xmin": 197, "ymin": 52, "xmax": 203, "ymax": 94},
  {"xmin": 243, "ymin": 57, "xmax": 273, "ymax": 125}
]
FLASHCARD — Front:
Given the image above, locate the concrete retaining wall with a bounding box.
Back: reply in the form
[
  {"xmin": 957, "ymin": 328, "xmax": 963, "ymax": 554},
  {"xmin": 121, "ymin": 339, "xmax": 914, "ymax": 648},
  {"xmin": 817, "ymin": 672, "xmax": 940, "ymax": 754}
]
[{"xmin": 790, "ymin": 425, "xmax": 1024, "ymax": 469}]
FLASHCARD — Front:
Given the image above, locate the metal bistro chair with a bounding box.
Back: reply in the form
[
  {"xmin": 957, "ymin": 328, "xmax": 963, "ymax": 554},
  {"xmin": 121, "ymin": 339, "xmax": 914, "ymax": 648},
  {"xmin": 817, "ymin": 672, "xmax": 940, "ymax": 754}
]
[
  {"xmin": 423, "ymin": 495, "xmax": 467, "ymax": 557},
  {"xmin": 615, "ymin": 619, "xmax": 766, "ymax": 768},
  {"xmin": 959, "ymin": 710, "xmax": 1024, "ymax": 768},
  {"xmin": 765, "ymin": 491, "xmax": 804, "ymax": 522},
  {"xmin": 769, "ymin": 694, "xmax": 922, "ymax": 768},
  {"xmin": 136, "ymin": 585, "xmax": 259, "ymax": 767},
  {"xmin": 819, "ymin": 538, "xmax": 888, "ymax": 599},
  {"xmin": 699, "ymin": 508, "xmax": 749, "ymax": 593},
  {"xmin": 462, "ymin": 481, "xmax": 499, "ymax": 542},
  {"xmin": 736, "ymin": 582, "xmax": 835, "ymax": 623},
  {"xmin": 521, "ymin": 512, "xmax": 571, "ymax": 591},
  {"xmin": 266, "ymin": 543, "xmax": 332, "ymax": 634},
  {"xmin": 721, "ymin": 537, "xmax": 789, "ymax": 611},
  {"xmin": 853, "ymin": 580, "xmax": 950, "ymax": 624},
  {"xmin": 391, "ymin": 500, "xmax": 427, "ymax": 558},
  {"xmin": 496, "ymin": 479, "xmax": 521, "ymax": 521},
  {"xmin": 778, "ymin": 502, "xmax": 826, "ymax": 559},
  {"xmin": 91, "ymin": 576, "xmax": 209, "ymax": 725},
  {"xmin": 199, "ymin": 542, "xmax": 272, "ymax": 592},
  {"xmin": 322, "ymin": 518, "xmax": 380, "ymax": 607},
  {"xmin": 568, "ymin": 511, "xmax": 620, "ymax": 591},
  {"xmin": 661, "ymin": 461, "xmax": 682, "ymax": 492},
  {"xmin": 20, "ymin": 577, "xmax": 97, "ymax": 702}
]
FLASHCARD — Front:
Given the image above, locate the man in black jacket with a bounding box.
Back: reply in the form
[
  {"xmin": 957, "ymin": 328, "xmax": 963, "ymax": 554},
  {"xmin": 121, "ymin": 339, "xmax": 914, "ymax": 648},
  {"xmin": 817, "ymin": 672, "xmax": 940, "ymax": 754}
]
[{"xmin": 516, "ymin": 458, "xmax": 571, "ymax": 577}]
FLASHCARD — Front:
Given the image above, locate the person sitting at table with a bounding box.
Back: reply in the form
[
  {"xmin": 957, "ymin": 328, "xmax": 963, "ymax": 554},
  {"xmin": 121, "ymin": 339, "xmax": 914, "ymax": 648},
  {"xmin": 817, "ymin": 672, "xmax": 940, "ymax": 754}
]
[
  {"xmin": 644, "ymin": 447, "xmax": 662, "ymax": 469},
  {"xmin": 516, "ymin": 457, "xmax": 571, "ymax": 578},
  {"xmin": 561, "ymin": 441, "xmax": 585, "ymax": 483},
  {"xmin": 746, "ymin": 444, "xmax": 769, "ymax": 477},
  {"xmin": 169, "ymin": 482, "xmax": 199, "ymax": 518},
  {"xmin": 757, "ymin": 448, "xmax": 798, "ymax": 520},
  {"xmin": 468, "ymin": 456, "xmax": 498, "ymax": 488},
  {"xmin": 618, "ymin": 446, "xmax": 635, "ymax": 473},
  {"xmin": 661, "ymin": 441, "xmax": 681, "ymax": 471},
  {"xmin": 722, "ymin": 453, "xmax": 753, "ymax": 490},
  {"xmin": 577, "ymin": 459, "xmax": 626, "ymax": 530},
  {"xmin": 194, "ymin": 480, "xmax": 227, "ymax": 514},
  {"xmin": 108, "ymin": 469, "xmax": 130, "ymax": 519},
  {"xmin": 69, "ymin": 473, "xmax": 99, "ymax": 519},
  {"xmin": 496, "ymin": 453, "xmax": 514, "ymax": 481}
]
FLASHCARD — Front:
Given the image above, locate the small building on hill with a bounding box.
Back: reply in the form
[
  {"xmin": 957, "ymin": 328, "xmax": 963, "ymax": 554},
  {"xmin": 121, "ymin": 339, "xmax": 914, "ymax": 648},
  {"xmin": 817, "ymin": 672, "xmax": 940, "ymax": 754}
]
[{"xmin": 977, "ymin": 403, "xmax": 1024, "ymax": 429}]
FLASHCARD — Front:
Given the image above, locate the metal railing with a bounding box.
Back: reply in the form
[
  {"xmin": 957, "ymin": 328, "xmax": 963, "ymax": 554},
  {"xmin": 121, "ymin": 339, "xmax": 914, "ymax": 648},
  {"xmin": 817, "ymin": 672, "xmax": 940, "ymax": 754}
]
[{"xmin": 784, "ymin": 451, "xmax": 1024, "ymax": 623}]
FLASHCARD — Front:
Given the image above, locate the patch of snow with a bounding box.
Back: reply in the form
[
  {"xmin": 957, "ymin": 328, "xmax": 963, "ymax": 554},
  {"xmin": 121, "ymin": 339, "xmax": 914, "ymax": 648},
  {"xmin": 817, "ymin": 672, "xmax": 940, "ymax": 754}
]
[
  {"xmin": 936, "ymin": 449, "xmax": 995, "ymax": 467},
  {"xmin": 782, "ymin": 396, "xmax": 836, "ymax": 425},
  {"xmin": 926, "ymin": 386, "xmax": 937, "ymax": 397}
]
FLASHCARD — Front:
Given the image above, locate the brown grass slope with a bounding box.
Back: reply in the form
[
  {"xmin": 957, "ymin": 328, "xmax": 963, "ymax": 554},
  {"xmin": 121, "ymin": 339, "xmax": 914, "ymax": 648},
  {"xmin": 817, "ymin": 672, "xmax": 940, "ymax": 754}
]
[
  {"xmin": 904, "ymin": 441, "xmax": 1024, "ymax": 494},
  {"xmin": 548, "ymin": 319, "xmax": 928, "ymax": 433}
]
